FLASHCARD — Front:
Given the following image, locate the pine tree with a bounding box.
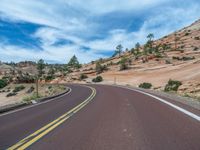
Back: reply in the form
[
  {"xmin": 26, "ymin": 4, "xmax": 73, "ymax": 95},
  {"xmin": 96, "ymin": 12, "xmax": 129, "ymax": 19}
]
[
  {"xmin": 37, "ymin": 59, "xmax": 45, "ymax": 77},
  {"xmin": 115, "ymin": 44, "xmax": 123, "ymax": 56},
  {"xmin": 68, "ymin": 55, "xmax": 81, "ymax": 69}
]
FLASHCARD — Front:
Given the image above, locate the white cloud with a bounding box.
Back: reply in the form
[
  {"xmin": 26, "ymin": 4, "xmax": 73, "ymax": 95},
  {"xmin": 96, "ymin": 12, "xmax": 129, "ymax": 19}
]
[
  {"xmin": 67, "ymin": 0, "xmax": 171, "ymax": 14},
  {"xmin": 83, "ymin": 3, "xmax": 200, "ymax": 51},
  {"xmin": 0, "ymin": 43, "xmax": 105, "ymax": 63},
  {"xmin": 33, "ymin": 27, "xmax": 84, "ymax": 47},
  {"xmin": 0, "ymin": 0, "xmax": 90, "ymax": 33},
  {"xmin": 0, "ymin": 0, "xmax": 200, "ymax": 63}
]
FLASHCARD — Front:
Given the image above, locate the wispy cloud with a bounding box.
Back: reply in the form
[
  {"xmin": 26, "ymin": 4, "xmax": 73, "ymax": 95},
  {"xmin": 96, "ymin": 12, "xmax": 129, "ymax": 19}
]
[{"xmin": 0, "ymin": 0, "xmax": 200, "ymax": 63}]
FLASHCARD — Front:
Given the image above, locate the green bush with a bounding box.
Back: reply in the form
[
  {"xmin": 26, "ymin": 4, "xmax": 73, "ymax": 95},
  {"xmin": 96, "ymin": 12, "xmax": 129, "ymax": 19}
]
[
  {"xmin": 0, "ymin": 79, "xmax": 7, "ymax": 89},
  {"xmin": 13, "ymin": 85, "xmax": 25, "ymax": 92},
  {"xmin": 2, "ymin": 76, "xmax": 12, "ymax": 83},
  {"xmin": 172, "ymin": 56, "xmax": 195, "ymax": 61},
  {"xmin": 6, "ymin": 92, "xmax": 17, "ymax": 97},
  {"xmin": 45, "ymin": 75, "xmax": 55, "ymax": 81},
  {"xmin": 23, "ymin": 93, "xmax": 42, "ymax": 103},
  {"xmin": 184, "ymin": 32, "xmax": 190, "ymax": 36},
  {"xmin": 164, "ymin": 79, "xmax": 182, "ymax": 92},
  {"xmin": 182, "ymin": 56, "xmax": 195, "ymax": 61},
  {"xmin": 139, "ymin": 82, "xmax": 152, "ymax": 89},
  {"xmin": 48, "ymin": 85, "xmax": 52, "ymax": 89},
  {"xmin": 79, "ymin": 74, "xmax": 88, "ymax": 80},
  {"xmin": 193, "ymin": 47, "xmax": 199, "ymax": 51},
  {"xmin": 92, "ymin": 76, "xmax": 103, "ymax": 82},
  {"xmin": 119, "ymin": 57, "xmax": 129, "ymax": 71},
  {"xmin": 95, "ymin": 62, "xmax": 108, "ymax": 74},
  {"xmin": 194, "ymin": 37, "xmax": 200, "ymax": 40}
]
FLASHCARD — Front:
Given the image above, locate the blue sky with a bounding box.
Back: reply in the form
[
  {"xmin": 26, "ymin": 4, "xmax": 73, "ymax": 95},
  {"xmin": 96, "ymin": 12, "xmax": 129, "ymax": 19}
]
[{"xmin": 0, "ymin": 0, "xmax": 200, "ymax": 63}]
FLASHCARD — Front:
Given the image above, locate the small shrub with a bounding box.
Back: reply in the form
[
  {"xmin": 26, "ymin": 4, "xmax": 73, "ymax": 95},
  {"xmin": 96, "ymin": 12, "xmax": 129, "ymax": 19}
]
[
  {"xmin": 2, "ymin": 76, "xmax": 13, "ymax": 83},
  {"xmin": 155, "ymin": 52, "xmax": 163, "ymax": 58},
  {"xmin": 95, "ymin": 62, "xmax": 107, "ymax": 74},
  {"xmin": 180, "ymin": 45, "xmax": 185, "ymax": 49},
  {"xmin": 92, "ymin": 76, "xmax": 103, "ymax": 82},
  {"xmin": 172, "ymin": 56, "xmax": 195, "ymax": 61},
  {"xmin": 139, "ymin": 83, "xmax": 152, "ymax": 89},
  {"xmin": 15, "ymin": 74, "xmax": 35, "ymax": 84},
  {"xmin": 194, "ymin": 37, "xmax": 200, "ymax": 40},
  {"xmin": 45, "ymin": 75, "xmax": 55, "ymax": 81},
  {"xmin": 79, "ymin": 74, "xmax": 88, "ymax": 80},
  {"xmin": 13, "ymin": 85, "xmax": 25, "ymax": 92},
  {"xmin": 119, "ymin": 57, "xmax": 129, "ymax": 71},
  {"xmin": 193, "ymin": 47, "xmax": 199, "ymax": 51},
  {"xmin": 0, "ymin": 79, "xmax": 8, "ymax": 89},
  {"xmin": 6, "ymin": 92, "xmax": 17, "ymax": 97},
  {"xmin": 183, "ymin": 93, "xmax": 191, "ymax": 98},
  {"xmin": 48, "ymin": 85, "xmax": 52, "ymax": 90},
  {"xmin": 172, "ymin": 56, "xmax": 180, "ymax": 60},
  {"xmin": 23, "ymin": 93, "xmax": 42, "ymax": 103},
  {"xmin": 26, "ymin": 86, "xmax": 35, "ymax": 93},
  {"xmin": 184, "ymin": 32, "xmax": 190, "ymax": 36},
  {"xmin": 182, "ymin": 56, "xmax": 195, "ymax": 61},
  {"xmin": 120, "ymin": 63, "xmax": 128, "ymax": 71},
  {"xmin": 164, "ymin": 79, "xmax": 182, "ymax": 92}
]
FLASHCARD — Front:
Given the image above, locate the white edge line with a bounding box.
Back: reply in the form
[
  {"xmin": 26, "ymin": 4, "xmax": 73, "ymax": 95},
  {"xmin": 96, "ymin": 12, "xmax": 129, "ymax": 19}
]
[
  {"xmin": 114, "ymin": 85, "xmax": 200, "ymax": 122},
  {"xmin": 0, "ymin": 87, "xmax": 72, "ymax": 117}
]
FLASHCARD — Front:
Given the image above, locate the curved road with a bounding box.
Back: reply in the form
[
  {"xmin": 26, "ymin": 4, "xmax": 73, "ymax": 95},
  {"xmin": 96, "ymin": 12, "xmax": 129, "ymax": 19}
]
[{"xmin": 0, "ymin": 84, "xmax": 199, "ymax": 150}]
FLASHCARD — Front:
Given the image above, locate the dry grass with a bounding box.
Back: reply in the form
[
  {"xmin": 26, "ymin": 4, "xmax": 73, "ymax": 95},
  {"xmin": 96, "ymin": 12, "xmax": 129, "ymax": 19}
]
[{"xmin": 0, "ymin": 83, "xmax": 66, "ymax": 107}]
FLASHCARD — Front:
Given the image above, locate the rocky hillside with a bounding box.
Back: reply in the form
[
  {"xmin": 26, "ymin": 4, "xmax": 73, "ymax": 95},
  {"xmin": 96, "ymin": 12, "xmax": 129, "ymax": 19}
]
[{"xmin": 65, "ymin": 19, "xmax": 200, "ymax": 100}]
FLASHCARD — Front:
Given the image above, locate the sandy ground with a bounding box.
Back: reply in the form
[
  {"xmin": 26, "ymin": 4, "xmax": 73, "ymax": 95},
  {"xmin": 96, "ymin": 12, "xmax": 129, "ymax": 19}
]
[
  {"xmin": 101, "ymin": 59, "xmax": 200, "ymax": 87},
  {"xmin": 83, "ymin": 58, "xmax": 200, "ymax": 100}
]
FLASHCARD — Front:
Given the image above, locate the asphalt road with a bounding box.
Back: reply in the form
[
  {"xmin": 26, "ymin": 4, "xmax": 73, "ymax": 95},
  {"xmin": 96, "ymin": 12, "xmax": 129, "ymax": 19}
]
[{"xmin": 0, "ymin": 84, "xmax": 199, "ymax": 150}]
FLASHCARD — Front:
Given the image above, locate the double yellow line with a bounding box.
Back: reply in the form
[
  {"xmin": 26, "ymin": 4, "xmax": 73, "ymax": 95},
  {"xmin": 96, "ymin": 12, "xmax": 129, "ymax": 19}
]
[{"xmin": 8, "ymin": 86, "xmax": 96, "ymax": 150}]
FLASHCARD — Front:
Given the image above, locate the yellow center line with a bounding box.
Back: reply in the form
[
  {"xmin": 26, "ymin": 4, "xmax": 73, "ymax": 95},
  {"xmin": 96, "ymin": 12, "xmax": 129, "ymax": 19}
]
[{"xmin": 8, "ymin": 86, "xmax": 96, "ymax": 150}]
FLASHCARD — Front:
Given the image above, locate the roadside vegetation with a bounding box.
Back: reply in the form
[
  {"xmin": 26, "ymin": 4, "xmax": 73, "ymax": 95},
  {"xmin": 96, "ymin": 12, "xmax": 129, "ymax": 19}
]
[
  {"xmin": 22, "ymin": 84, "xmax": 66, "ymax": 103},
  {"xmin": 139, "ymin": 82, "xmax": 152, "ymax": 89},
  {"xmin": 95, "ymin": 62, "xmax": 107, "ymax": 74},
  {"xmin": 13, "ymin": 85, "xmax": 25, "ymax": 92},
  {"xmin": 0, "ymin": 79, "xmax": 8, "ymax": 89},
  {"xmin": 92, "ymin": 76, "xmax": 103, "ymax": 83},
  {"xmin": 119, "ymin": 57, "xmax": 129, "ymax": 71},
  {"xmin": 79, "ymin": 74, "xmax": 88, "ymax": 80},
  {"xmin": 164, "ymin": 79, "xmax": 182, "ymax": 92},
  {"xmin": 0, "ymin": 54, "xmax": 83, "ymax": 107},
  {"xmin": 23, "ymin": 92, "xmax": 43, "ymax": 103}
]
